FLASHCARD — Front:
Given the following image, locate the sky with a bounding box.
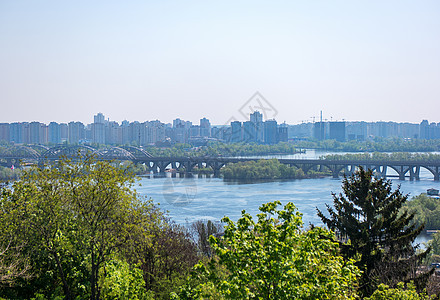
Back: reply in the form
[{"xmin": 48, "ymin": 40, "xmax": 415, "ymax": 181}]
[{"xmin": 1, "ymin": 1, "xmax": 439, "ymax": 125}]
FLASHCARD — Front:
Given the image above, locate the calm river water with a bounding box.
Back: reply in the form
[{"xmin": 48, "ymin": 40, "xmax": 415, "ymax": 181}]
[{"xmin": 135, "ymin": 150, "xmax": 440, "ymax": 234}]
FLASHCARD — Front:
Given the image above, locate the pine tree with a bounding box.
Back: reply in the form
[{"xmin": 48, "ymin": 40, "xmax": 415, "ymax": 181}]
[{"xmin": 317, "ymin": 167, "xmax": 432, "ymax": 296}]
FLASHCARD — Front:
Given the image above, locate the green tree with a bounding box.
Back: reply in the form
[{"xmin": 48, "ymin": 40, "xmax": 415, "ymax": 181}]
[
  {"xmin": 425, "ymin": 232, "xmax": 440, "ymax": 264},
  {"xmin": 174, "ymin": 201, "xmax": 360, "ymax": 299},
  {"xmin": 63, "ymin": 156, "xmax": 145, "ymax": 300},
  {"xmin": 318, "ymin": 167, "xmax": 432, "ymax": 296},
  {"xmin": 403, "ymin": 194, "xmax": 440, "ymax": 230},
  {"xmin": 136, "ymin": 223, "xmax": 200, "ymax": 299}
]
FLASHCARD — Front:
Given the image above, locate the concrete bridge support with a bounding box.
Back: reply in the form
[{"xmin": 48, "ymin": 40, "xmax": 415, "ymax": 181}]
[
  {"xmin": 208, "ymin": 161, "xmax": 225, "ymax": 177},
  {"xmin": 374, "ymin": 165, "xmax": 387, "ymax": 179},
  {"xmin": 409, "ymin": 166, "xmax": 420, "ymax": 181},
  {"xmin": 433, "ymin": 166, "xmax": 440, "ymax": 181},
  {"xmin": 398, "ymin": 166, "xmax": 406, "ymax": 180},
  {"xmin": 182, "ymin": 161, "xmax": 195, "ymax": 173},
  {"xmin": 343, "ymin": 165, "xmax": 357, "ymax": 177},
  {"xmin": 327, "ymin": 164, "xmax": 344, "ymax": 179},
  {"xmin": 156, "ymin": 161, "xmax": 171, "ymax": 173}
]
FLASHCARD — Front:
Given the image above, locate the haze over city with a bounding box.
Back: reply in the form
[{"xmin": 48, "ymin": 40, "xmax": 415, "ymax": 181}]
[{"xmin": 1, "ymin": 1, "xmax": 439, "ymax": 125}]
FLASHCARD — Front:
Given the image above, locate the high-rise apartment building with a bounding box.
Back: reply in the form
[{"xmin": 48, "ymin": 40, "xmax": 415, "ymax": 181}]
[
  {"xmin": 92, "ymin": 113, "xmax": 105, "ymax": 144},
  {"xmin": 264, "ymin": 119, "xmax": 278, "ymax": 144},
  {"xmin": 329, "ymin": 122, "xmax": 346, "ymax": 142},
  {"xmin": 68, "ymin": 122, "xmax": 85, "ymax": 144},
  {"xmin": 48, "ymin": 122, "xmax": 61, "ymax": 144},
  {"xmin": 200, "ymin": 117, "xmax": 211, "ymax": 137},
  {"xmin": 250, "ymin": 111, "xmax": 264, "ymax": 143},
  {"xmin": 0, "ymin": 123, "xmax": 10, "ymax": 142},
  {"xmin": 231, "ymin": 121, "xmax": 242, "ymax": 143},
  {"xmin": 313, "ymin": 122, "xmax": 326, "ymax": 141}
]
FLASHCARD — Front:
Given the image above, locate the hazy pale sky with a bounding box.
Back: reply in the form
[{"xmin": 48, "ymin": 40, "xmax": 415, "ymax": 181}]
[{"xmin": 1, "ymin": 1, "xmax": 439, "ymax": 125}]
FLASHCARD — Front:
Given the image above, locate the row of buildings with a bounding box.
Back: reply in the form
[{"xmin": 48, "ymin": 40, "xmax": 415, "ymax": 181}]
[
  {"xmin": 290, "ymin": 120, "xmax": 440, "ymax": 141},
  {"xmin": 0, "ymin": 112, "xmax": 287, "ymax": 146},
  {"xmin": 0, "ymin": 112, "xmax": 439, "ymax": 146}
]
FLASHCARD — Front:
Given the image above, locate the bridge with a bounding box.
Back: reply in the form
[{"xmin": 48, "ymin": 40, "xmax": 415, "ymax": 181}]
[
  {"xmin": 1, "ymin": 145, "xmax": 439, "ymax": 181},
  {"xmin": 131, "ymin": 157, "xmax": 440, "ymax": 181}
]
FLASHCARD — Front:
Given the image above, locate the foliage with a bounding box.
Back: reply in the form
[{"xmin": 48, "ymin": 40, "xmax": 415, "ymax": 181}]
[
  {"xmin": 99, "ymin": 257, "xmax": 153, "ymax": 300},
  {"xmin": 0, "ymin": 166, "xmax": 20, "ymax": 182},
  {"xmin": 365, "ymin": 282, "xmax": 432, "ymax": 300},
  {"xmin": 221, "ymin": 159, "xmax": 320, "ymax": 180},
  {"xmin": 122, "ymin": 161, "xmax": 149, "ymax": 175},
  {"xmin": 131, "ymin": 222, "xmax": 200, "ymax": 299},
  {"xmin": 190, "ymin": 220, "xmax": 223, "ymax": 257},
  {"xmin": 203, "ymin": 142, "xmax": 298, "ymax": 157},
  {"xmin": 403, "ymin": 194, "xmax": 440, "ymax": 231},
  {"xmin": 318, "ymin": 167, "xmax": 431, "ymax": 296},
  {"xmin": 0, "ymin": 156, "xmax": 163, "ymax": 300},
  {"xmin": 173, "ymin": 201, "xmax": 360, "ymax": 299},
  {"xmin": 0, "ymin": 198, "xmax": 30, "ymax": 286},
  {"xmin": 425, "ymin": 232, "xmax": 440, "ymax": 264},
  {"xmin": 144, "ymin": 142, "xmax": 299, "ymax": 157}
]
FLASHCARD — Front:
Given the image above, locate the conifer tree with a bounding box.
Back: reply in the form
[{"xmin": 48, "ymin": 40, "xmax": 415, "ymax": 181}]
[{"xmin": 317, "ymin": 167, "xmax": 432, "ymax": 296}]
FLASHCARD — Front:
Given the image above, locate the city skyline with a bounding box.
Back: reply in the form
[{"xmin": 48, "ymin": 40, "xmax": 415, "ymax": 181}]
[
  {"xmin": 0, "ymin": 111, "xmax": 438, "ymax": 127},
  {"xmin": 1, "ymin": 1, "xmax": 439, "ymax": 125},
  {"xmin": 1, "ymin": 111, "xmax": 439, "ymax": 147}
]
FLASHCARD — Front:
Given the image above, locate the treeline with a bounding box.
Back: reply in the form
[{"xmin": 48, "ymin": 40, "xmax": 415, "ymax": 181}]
[
  {"xmin": 293, "ymin": 137, "xmax": 440, "ymax": 152},
  {"xmin": 323, "ymin": 152, "xmax": 440, "ymax": 162},
  {"xmin": 202, "ymin": 142, "xmax": 299, "ymax": 156},
  {"xmin": 221, "ymin": 159, "xmax": 327, "ymax": 180},
  {"xmin": 145, "ymin": 142, "xmax": 299, "ymax": 157}
]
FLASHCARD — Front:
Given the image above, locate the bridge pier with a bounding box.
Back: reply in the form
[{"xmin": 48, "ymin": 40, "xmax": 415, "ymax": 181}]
[
  {"xmin": 375, "ymin": 165, "xmax": 387, "ymax": 179},
  {"xmin": 156, "ymin": 161, "xmax": 171, "ymax": 173},
  {"xmin": 208, "ymin": 161, "xmax": 225, "ymax": 177},
  {"xmin": 183, "ymin": 161, "xmax": 194, "ymax": 173},
  {"xmin": 432, "ymin": 167, "xmax": 440, "ymax": 181},
  {"xmin": 409, "ymin": 166, "xmax": 420, "ymax": 181},
  {"xmin": 328, "ymin": 164, "xmax": 343, "ymax": 179},
  {"xmin": 396, "ymin": 166, "xmax": 406, "ymax": 180},
  {"xmin": 343, "ymin": 165, "xmax": 357, "ymax": 177}
]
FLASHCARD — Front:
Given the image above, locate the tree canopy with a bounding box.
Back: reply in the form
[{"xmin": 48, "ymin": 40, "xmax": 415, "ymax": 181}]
[
  {"xmin": 403, "ymin": 194, "xmax": 440, "ymax": 231},
  {"xmin": 318, "ymin": 167, "xmax": 431, "ymax": 296},
  {"xmin": 174, "ymin": 201, "xmax": 360, "ymax": 299}
]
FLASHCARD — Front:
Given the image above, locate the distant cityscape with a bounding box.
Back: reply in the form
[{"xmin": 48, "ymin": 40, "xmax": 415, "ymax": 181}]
[{"xmin": 0, "ymin": 112, "xmax": 439, "ymax": 146}]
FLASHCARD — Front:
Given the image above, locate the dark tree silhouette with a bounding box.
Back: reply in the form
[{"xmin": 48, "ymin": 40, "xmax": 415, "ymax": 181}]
[{"xmin": 317, "ymin": 167, "xmax": 432, "ymax": 296}]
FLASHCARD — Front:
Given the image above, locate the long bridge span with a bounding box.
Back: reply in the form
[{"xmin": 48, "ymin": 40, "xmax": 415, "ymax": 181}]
[{"xmin": 1, "ymin": 145, "xmax": 439, "ymax": 181}]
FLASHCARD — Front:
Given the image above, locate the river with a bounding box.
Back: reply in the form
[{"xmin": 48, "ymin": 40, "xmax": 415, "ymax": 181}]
[{"xmin": 135, "ymin": 150, "xmax": 440, "ymax": 235}]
